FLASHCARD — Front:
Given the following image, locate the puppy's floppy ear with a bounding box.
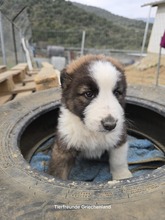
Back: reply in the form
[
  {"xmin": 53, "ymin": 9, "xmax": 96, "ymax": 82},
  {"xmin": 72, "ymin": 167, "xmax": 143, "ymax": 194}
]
[{"xmin": 60, "ymin": 68, "xmax": 72, "ymax": 89}]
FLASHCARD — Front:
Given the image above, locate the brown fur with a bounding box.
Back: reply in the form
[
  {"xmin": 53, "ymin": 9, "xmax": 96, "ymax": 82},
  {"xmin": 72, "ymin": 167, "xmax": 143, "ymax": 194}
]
[
  {"xmin": 66, "ymin": 54, "xmax": 124, "ymax": 75},
  {"xmin": 48, "ymin": 143, "xmax": 78, "ymax": 180}
]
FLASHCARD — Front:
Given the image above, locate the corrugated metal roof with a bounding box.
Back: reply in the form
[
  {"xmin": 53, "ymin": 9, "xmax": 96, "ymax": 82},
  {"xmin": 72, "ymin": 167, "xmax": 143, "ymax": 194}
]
[{"xmin": 142, "ymin": 0, "xmax": 165, "ymax": 7}]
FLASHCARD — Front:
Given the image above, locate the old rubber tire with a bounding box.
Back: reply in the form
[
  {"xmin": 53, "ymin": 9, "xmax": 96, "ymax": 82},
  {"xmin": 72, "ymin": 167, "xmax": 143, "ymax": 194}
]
[{"xmin": 0, "ymin": 87, "xmax": 165, "ymax": 220}]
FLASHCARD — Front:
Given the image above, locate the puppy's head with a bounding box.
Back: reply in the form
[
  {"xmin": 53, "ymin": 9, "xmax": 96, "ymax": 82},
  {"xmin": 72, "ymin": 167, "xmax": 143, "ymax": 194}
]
[{"xmin": 60, "ymin": 54, "xmax": 127, "ymax": 133}]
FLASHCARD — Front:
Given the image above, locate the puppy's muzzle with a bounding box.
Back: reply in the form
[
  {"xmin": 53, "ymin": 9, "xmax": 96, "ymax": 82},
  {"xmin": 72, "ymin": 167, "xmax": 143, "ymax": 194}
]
[{"xmin": 101, "ymin": 115, "xmax": 117, "ymax": 131}]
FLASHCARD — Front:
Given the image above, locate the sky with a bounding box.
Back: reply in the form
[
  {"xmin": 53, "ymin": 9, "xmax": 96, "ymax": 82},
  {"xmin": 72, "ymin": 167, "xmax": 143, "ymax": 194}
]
[{"xmin": 68, "ymin": 0, "xmax": 157, "ymax": 19}]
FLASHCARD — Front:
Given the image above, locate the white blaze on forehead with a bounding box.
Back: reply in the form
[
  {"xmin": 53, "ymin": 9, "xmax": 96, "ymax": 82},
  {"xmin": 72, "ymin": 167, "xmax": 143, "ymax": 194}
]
[
  {"xmin": 89, "ymin": 60, "xmax": 121, "ymax": 90},
  {"xmin": 83, "ymin": 60, "xmax": 124, "ymax": 133}
]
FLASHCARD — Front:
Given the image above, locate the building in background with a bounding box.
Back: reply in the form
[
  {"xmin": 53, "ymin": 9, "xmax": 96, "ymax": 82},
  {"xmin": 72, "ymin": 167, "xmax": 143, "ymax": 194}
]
[{"xmin": 143, "ymin": 0, "xmax": 165, "ymax": 55}]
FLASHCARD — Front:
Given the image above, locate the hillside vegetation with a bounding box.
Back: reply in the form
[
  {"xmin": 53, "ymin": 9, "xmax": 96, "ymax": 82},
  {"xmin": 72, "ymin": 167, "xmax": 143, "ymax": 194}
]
[
  {"xmin": 73, "ymin": 2, "xmax": 148, "ymax": 29},
  {"xmin": 24, "ymin": 0, "xmax": 151, "ymax": 50}
]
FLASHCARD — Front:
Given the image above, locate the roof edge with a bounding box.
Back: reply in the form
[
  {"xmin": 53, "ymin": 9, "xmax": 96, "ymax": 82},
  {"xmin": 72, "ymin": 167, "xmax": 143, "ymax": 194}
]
[{"xmin": 142, "ymin": 0, "xmax": 165, "ymax": 7}]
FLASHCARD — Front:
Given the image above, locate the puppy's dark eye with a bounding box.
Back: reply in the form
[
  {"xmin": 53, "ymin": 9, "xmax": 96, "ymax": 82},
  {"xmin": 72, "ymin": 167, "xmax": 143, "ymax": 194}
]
[
  {"xmin": 84, "ymin": 91, "xmax": 95, "ymax": 100},
  {"xmin": 113, "ymin": 89, "xmax": 122, "ymax": 97}
]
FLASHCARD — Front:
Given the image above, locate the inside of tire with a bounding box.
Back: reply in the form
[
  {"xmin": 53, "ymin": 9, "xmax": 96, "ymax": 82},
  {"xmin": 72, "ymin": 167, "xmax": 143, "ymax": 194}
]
[{"xmin": 19, "ymin": 102, "xmax": 165, "ymax": 180}]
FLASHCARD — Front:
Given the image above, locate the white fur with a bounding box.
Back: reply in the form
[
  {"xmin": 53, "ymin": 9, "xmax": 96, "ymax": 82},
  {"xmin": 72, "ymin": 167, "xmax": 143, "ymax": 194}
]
[
  {"xmin": 109, "ymin": 142, "xmax": 132, "ymax": 180},
  {"xmin": 90, "ymin": 60, "xmax": 121, "ymax": 90},
  {"xmin": 58, "ymin": 106, "xmax": 123, "ymax": 158},
  {"xmin": 84, "ymin": 61, "xmax": 124, "ymax": 133}
]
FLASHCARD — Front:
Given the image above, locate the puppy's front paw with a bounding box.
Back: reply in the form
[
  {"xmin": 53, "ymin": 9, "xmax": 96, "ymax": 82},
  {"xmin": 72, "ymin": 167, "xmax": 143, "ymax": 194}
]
[{"xmin": 112, "ymin": 169, "xmax": 132, "ymax": 180}]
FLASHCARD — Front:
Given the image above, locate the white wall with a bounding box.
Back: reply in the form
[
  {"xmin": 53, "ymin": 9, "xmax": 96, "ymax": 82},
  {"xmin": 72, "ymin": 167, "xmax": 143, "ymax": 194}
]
[{"xmin": 148, "ymin": 4, "xmax": 165, "ymax": 54}]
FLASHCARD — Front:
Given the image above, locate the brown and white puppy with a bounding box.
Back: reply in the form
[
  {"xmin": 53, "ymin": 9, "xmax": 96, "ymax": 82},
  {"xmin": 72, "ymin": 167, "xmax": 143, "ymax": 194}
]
[{"xmin": 48, "ymin": 54, "xmax": 132, "ymax": 181}]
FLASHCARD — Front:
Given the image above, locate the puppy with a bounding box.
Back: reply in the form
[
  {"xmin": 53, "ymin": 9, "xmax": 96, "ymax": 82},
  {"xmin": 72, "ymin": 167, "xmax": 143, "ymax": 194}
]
[{"xmin": 48, "ymin": 54, "xmax": 132, "ymax": 181}]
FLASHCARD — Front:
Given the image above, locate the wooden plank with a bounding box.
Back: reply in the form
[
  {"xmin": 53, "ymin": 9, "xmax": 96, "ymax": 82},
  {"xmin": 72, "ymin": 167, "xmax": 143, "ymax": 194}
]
[
  {"xmin": 13, "ymin": 82, "xmax": 36, "ymax": 94},
  {"xmin": 35, "ymin": 67, "xmax": 60, "ymax": 91},
  {"xmin": 0, "ymin": 72, "xmax": 12, "ymax": 83},
  {"xmin": 0, "ymin": 65, "xmax": 7, "ymax": 73},
  {"xmin": 12, "ymin": 63, "xmax": 28, "ymax": 71},
  {"xmin": 0, "ymin": 75, "xmax": 7, "ymax": 83},
  {"xmin": 0, "ymin": 94, "xmax": 13, "ymax": 105},
  {"xmin": 0, "ymin": 75, "xmax": 15, "ymax": 94},
  {"xmin": 0, "ymin": 70, "xmax": 25, "ymax": 83},
  {"xmin": 23, "ymin": 75, "xmax": 35, "ymax": 83},
  {"xmin": 11, "ymin": 63, "xmax": 28, "ymax": 78},
  {"xmin": 41, "ymin": 62, "xmax": 54, "ymax": 68},
  {"xmin": 27, "ymin": 69, "xmax": 39, "ymax": 76}
]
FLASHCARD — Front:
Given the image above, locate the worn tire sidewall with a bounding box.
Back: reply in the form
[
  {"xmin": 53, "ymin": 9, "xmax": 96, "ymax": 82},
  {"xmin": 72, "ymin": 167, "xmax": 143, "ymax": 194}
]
[{"xmin": 0, "ymin": 88, "xmax": 165, "ymax": 218}]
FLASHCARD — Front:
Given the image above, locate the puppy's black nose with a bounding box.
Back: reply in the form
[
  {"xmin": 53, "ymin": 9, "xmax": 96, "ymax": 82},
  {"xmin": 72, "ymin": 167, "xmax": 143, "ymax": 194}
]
[{"xmin": 101, "ymin": 115, "xmax": 117, "ymax": 131}]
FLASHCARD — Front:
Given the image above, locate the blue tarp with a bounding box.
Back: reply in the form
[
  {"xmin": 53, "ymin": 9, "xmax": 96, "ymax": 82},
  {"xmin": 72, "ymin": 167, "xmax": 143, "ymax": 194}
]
[{"xmin": 30, "ymin": 136, "xmax": 165, "ymax": 182}]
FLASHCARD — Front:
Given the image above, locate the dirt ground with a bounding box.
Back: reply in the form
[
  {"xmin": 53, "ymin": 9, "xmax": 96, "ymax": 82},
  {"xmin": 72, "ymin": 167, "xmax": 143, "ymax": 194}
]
[{"xmin": 125, "ymin": 53, "xmax": 165, "ymax": 86}]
